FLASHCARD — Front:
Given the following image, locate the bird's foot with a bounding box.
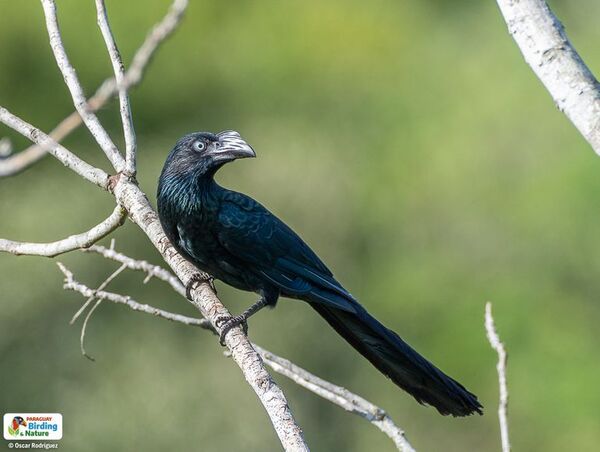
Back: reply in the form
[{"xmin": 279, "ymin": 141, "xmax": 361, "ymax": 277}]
[
  {"xmin": 215, "ymin": 314, "xmax": 249, "ymax": 346},
  {"xmin": 185, "ymin": 273, "xmax": 215, "ymax": 300}
]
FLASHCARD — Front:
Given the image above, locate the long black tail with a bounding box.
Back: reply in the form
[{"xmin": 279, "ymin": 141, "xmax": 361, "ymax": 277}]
[{"xmin": 311, "ymin": 302, "xmax": 482, "ymax": 416}]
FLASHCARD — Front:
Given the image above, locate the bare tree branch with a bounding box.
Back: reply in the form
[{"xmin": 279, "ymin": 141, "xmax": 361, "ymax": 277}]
[
  {"xmin": 0, "ymin": 205, "xmax": 126, "ymax": 257},
  {"xmin": 254, "ymin": 346, "xmax": 416, "ymax": 452},
  {"xmin": 127, "ymin": 0, "xmax": 189, "ymax": 84},
  {"xmin": 83, "ymin": 244, "xmax": 185, "ymax": 295},
  {"xmin": 108, "ymin": 179, "xmax": 310, "ymax": 450},
  {"xmin": 0, "ymin": 0, "xmax": 189, "ymax": 177},
  {"xmin": 59, "ymin": 258, "xmax": 415, "ymax": 451},
  {"xmin": 495, "ymin": 0, "xmax": 600, "ymax": 154},
  {"xmin": 3, "ymin": 1, "xmax": 308, "ymax": 447},
  {"xmin": 0, "ymin": 106, "xmax": 110, "ymax": 187},
  {"xmin": 485, "ymin": 302, "xmax": 510, "ymax": 452},
  {"xmin": 77, "ymin": 263, "xmax": 128, "ymax": 361},
  {"xmin": 2, "ymin": 1, "xmax": 417, "ymax": 449},
  {"xmin": 58, "ymin": 262, "xmax": 211, "ymax": 329},
  {"xmin": 40, "ymin": 0, "xmax": 125, "ymax": 171},
  {"xmin": 95, "ymin": 0, "xmax": 137, "ymax": 175},
  {"xmin": 70, "ymin": 261, "xmax": 125, "ymax": 325}
]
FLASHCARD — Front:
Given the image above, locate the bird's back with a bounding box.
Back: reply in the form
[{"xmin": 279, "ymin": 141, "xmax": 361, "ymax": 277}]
[{"xmin": 157, "ymin": 131, "xmax": 482, "ymax": 416}]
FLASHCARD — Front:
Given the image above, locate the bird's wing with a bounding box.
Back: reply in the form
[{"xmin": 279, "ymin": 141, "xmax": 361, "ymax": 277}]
[{"xmin": 216, "ymin": 195, "xmax": 357, "ymax": 311}]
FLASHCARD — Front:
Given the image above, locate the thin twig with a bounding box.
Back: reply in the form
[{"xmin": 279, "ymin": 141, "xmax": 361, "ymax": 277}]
[
  {"xmin": 58, "ymin": 262, "xmax": 212, "ymax": 330},
  {"xmin": 80, "ymin": 300, "xmax": 102, "ymax": 361},
  {"xmin": 70, "ymin": 262, "xmax": 128, "ymax": 325},
  {"xmin": 59, "ymin": 260, "xmax": 414, "ymax": 451},
  {"xmin": 127, "ymin": 0, "xmax": 189, "ymax": 86},
  {"xmin": 0, "ymin": 205, "xmax": 126, "ymax": 257},
  {"xmin": 40, "ymin": 0, "xmax": 125, "ymax": 171},
  {"xmin": 95, "ymin": 0, "xmax": 137, "ymax": 175},
  {"xmin": 74, "ymin": 263, "xmax": 129, "ymax": 360},
  {"xmin": 485, "ymin": 302, "xmax": 510, "ymax": 452},
  {"xmin": 0, "ymin": 0, "xmax": 188, "ymax": 177},
  {"xmin": 83, "ymin": 244, "xmax": 185, "ymax": 296},
  {"xmin": 70, "ymin": 297, "xmax": 96, "ymax": 326}
]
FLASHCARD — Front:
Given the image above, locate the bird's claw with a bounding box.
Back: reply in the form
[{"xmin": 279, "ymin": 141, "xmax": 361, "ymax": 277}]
[
  {"xmin": 185, "ymin": 273, "xmax": 215, "ymax": 300},
  {"xmin": 215, "ymin": 314, "xmax": 249, "ymax": 346}
]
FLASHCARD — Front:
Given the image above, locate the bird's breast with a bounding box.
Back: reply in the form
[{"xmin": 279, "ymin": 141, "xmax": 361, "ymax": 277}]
[{"xmin": 158, "ymin": 178, "xmax": 264, "ymax": 293}]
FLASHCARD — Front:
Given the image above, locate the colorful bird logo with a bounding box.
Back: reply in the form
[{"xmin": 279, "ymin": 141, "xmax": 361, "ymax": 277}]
[{"xmin": 7, "ymin": 416, "xmax": 26, "ymax": 436}]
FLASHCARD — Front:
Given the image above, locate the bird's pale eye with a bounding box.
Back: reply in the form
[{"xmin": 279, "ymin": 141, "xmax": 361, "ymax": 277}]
[{"xmin": 193, "ymin": 141, "xmax": 206, "ymax": 152}]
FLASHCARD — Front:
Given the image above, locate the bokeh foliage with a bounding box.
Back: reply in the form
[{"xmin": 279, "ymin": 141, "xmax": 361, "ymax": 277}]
[{"xmin": 2, "ymin": 0, "xmax": 600, "ymax": 450}]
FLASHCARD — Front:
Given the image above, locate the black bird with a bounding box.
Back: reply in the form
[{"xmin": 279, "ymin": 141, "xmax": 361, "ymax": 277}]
[{"xmin": 157, "ymin": 130, "xmax": 482, "ymax": 416}]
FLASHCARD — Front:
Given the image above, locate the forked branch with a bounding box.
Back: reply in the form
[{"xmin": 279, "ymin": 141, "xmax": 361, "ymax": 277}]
[
  {"xmin": 254, "ymin": 346, "xmax": 415, "ymax": 452},
  {"xmin": 0, "ymin": 1, "xmax": 308, "ymax": 449},
  {"xmin": 58, "ymin": 262, "xmax": 212, "ymax": 329},
  {"xmin": 59, "ymin": 257, "xmax": 415, "ymax": 452},
  {"xmin": 84, "ymin": 244, "xmax": 185, "ymax": 295},
  {"xmin": 0, "ymin": 0, "xmax": 188, "ymax": 177},
  {"xmin": 40, "ymin": 0, "xmax": 125, "ymax": 171}
]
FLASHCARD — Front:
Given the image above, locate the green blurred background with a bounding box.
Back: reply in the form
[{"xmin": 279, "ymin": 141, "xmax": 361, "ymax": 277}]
[{"xmin": 2, "ymin": 0, "xmax": 600, "ymax": 450}]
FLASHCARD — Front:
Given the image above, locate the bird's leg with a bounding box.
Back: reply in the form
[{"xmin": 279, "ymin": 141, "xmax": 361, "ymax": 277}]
[
  {"xmin": 215, "ymin": 297, "xmax": 270, "ymax": 345},
  {"xmin": 185, "ymin": 273, "xmax": 216, "ymax": 300}
]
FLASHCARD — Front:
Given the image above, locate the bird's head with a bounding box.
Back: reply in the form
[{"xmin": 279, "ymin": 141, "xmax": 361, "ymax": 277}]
[
  {"xmin": 12, "ymin": 416, "xmax": 26, "ymax": 429},
  {"xmin": 164, "ymin": 130, "xmax": 255, "ymax": 179}
]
